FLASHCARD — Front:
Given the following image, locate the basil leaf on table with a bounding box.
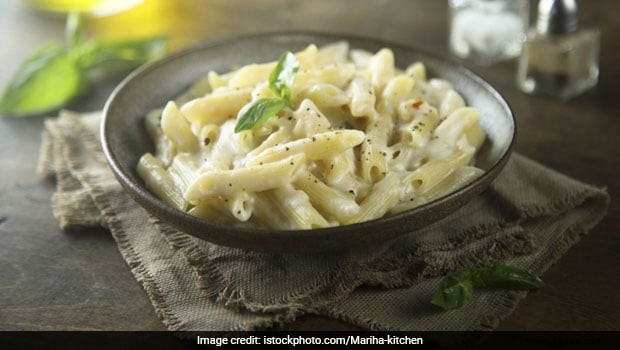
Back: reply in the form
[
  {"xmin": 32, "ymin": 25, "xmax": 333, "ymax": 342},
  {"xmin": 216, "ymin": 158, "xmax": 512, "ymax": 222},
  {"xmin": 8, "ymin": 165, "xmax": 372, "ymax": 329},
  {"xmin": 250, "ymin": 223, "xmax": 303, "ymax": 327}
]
[
  {"xmin": 75, "ymin": 36, "xmax": 168, "ymax": 71},
  {"xmin": 431, "ymin": 270, "xmax": 475, "ymax": 311},
  {"xmin": 0, "ymin": 43, "xmax": 86, "ymax": 116},
  {"xmin": 472, "ymin": 263, "xmax": 544, "ymax": 290},
  {"xmin": 0, "ymin": 13, "xmax": 167, "ymax": 117},
  {"xmin": 431, "ymin": 263, "xmax": 543, "ymax": 311},
  {"xmin": 234, "ymin": 98, "xmax": 286, "ymax": 133}
]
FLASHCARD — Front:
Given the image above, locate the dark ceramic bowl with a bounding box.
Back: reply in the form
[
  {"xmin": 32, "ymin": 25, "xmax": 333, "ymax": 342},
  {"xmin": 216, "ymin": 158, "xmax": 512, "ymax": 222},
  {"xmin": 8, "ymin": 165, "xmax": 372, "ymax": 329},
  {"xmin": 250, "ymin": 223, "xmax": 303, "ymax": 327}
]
[{"xmin": 102, "ymin": 32, "xmax": 515, "ymax": 253}]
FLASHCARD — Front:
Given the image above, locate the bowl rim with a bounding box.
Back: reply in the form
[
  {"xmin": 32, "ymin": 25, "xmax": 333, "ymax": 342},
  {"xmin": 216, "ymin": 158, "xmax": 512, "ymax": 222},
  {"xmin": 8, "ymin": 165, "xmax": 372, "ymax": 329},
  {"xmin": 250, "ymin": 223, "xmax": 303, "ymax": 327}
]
[{"xmin": 101, "ymin": 30, "xmax": 516, "ymax": 251}]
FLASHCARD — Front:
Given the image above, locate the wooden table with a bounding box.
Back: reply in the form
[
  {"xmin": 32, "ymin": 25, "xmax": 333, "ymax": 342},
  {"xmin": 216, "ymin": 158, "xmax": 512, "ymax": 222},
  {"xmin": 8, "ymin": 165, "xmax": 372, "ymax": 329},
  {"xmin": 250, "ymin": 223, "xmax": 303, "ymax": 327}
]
[{"xmin": 1, "ymin": 0, "xmax": 618, "ymax": 332}]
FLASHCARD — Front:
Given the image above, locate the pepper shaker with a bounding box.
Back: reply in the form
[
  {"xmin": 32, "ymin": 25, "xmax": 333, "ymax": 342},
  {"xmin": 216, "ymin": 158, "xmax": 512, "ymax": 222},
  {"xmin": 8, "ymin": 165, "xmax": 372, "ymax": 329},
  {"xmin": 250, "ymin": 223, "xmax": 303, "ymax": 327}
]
[{"xmin": 516, "ymin": 0, "xmax": 600, "ymax": 100}]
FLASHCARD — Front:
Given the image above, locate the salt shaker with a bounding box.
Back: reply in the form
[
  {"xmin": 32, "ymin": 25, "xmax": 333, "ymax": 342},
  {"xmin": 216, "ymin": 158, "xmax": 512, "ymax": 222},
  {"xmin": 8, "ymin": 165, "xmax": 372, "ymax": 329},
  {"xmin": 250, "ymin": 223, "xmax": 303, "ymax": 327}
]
[
  {"xmin": 449, "ymin": 0, "xmax": 529, "ymax": 65},
  {"xmin": 516, "ymin": 0, "xmax": 600, "ymax": 100}
]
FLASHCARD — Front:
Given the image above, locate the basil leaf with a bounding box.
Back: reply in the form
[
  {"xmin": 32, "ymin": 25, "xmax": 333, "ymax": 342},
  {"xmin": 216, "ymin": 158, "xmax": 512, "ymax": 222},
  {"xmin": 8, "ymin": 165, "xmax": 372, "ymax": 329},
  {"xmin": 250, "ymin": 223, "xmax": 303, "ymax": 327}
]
[
  {"xmin": 76, "ymin": 36, "xmax": 168, "ymax": 71},
  {"xmin": 234, "ymin": 98, "xmax": 286, "ymax": 133},
  {"xmin": 232, "ymin": 51, "xmax": 299, "ymax": 132},
  {"xmin": 268, "ymin": 51, "xmax": 299, "ymax": 103},
  {"xmin": 65, "ymin": 12, "xmax": 84, "ymax": 49},
  {"xmin": 431, "ymin": 271, "xmax": 474, "ymax": 311},
  {"xmin": 473, "ymin": 263, "xmax": 544, "ymax": 290},
  {"xmin": 0, "ymin": 43, "xmax": 86, "ymax": 116},
  {"xmin": 0, "ymin": 11, "xmax": 167, "ymax": 118},
  {"xmin": 431, "ymin": 263, "xmax": 543, "ymax": 311}
]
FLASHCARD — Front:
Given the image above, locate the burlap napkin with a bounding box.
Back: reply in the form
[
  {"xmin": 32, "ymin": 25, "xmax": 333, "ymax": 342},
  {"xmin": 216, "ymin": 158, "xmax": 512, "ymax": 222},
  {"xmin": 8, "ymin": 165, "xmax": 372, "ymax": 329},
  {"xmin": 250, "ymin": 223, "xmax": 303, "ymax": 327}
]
[{"xmin": 38, "ymin": 110, "xmax": 609, "ymax": 331}]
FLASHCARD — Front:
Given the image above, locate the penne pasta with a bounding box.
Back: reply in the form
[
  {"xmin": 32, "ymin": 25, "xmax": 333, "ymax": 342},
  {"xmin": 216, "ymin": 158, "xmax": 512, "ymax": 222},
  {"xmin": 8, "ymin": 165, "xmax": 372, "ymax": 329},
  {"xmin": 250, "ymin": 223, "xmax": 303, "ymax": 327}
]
[
  {"xmin": 390, "ymin": 166, "xmax": 484, "ymax": 214},
  {"xmin": 185, "ymin": 154, "xmax": 306, "ymax": 200},
  {"xmin": 226, "ymin": 190, "xmax": 255, "ymax": 222},
  {"xmin": 246, "ymin": 129, "xmax": 365, "ymax": 166},
  {"xmin": 138, "ymin": 42, "xmax": 487, "ymax": 230},
  {"xmin": 161, "ymin": 101, "xmax": 198, "ymax": 153},
  {"xmin": 137, "ymin": 153, "xmax": 186, "ymax": 210},
  {"xmin": 293, "ymin": 169, "xmax": 360, "ymax": 222},
  {"xmin": 347, "ymin": 77, "xmax": 376, "ymax": 118},
  {"xmin": 254, "ymin": 186, "xmax": 331, "ymax": 229},
  {"xmin": 345, "ymin": 173, "xmax": 401, "ymax": 224},
  {"xmin": 180, "ymin": 87, "xmax": 252, "ymax": 124}
]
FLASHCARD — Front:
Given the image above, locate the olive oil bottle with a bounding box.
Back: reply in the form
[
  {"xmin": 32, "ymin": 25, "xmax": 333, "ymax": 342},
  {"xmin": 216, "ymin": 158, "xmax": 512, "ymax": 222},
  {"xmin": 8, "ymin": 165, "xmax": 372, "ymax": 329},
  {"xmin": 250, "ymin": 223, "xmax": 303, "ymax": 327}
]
[{"xmin": 23, "ymin": 0, "xmax": 143, "ymax": 16}]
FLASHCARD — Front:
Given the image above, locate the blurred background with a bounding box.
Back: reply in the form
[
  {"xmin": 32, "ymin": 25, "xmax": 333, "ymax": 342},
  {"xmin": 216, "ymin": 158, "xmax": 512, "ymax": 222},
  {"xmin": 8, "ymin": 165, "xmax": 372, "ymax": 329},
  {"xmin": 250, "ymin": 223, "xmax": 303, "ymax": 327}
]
[{"xmin": 2, "ymin": 0, "xmax": 617, "ymax": 111}]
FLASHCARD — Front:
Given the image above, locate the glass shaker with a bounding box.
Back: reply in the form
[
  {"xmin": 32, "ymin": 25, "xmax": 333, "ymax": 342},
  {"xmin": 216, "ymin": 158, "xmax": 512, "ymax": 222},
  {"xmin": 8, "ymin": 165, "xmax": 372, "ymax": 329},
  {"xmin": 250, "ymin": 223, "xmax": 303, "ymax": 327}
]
[
  {"xmin": 449, "ymin": 0, "xmax": 529, "ymax": 65},
  {"xmin": 516, "ymin": 0, "xmax": 600, "ymax": 100}
]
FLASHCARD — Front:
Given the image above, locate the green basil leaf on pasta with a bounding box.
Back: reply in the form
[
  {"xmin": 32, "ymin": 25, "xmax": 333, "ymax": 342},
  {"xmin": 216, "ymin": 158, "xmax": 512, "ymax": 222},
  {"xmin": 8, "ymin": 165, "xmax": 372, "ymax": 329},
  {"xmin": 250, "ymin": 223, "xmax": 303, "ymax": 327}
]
[
  {"xmin": 268, "ymin": 51, "xmax": 299, "ymax": 103},
  {"xmin": 0, "ymin": 43, "xmax": 87, "ymax": 116},
  {"xmin": 234, "ymin": 98, "xmax": 286, "ymax": 133}
]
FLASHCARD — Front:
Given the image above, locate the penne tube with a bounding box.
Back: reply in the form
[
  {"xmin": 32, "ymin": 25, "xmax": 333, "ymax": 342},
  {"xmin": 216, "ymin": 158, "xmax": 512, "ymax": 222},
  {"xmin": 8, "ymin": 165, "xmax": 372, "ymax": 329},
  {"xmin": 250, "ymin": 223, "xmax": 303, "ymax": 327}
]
[
  {"xmin": 435, "ymin": 107, "xmax": 479, "ymax": 142},
  {"xmin": 228, "ymin": 62, "xmax": 276, "ymax": 88},
  {"xmin": 180, "ymin": 87, "xmax": 252, "ymax": 124},
  {"xmin": 391, "ymin": 166, "xmax": 484, "ymax": 214},
  {"xmin": 185, "ymin": 154, "xmax": 306, "ymax": 200},
  {"xmin": 137, "ymin": 153, "xmax": 186, "ymax": 210},
  {"xmin": 251, "ymin": 192, "xmax": 293, "ymax": 230},
  {"xmin": 296, "ymin": 83, "xmax": 349, "ymax": 108},
  {"xmin": 207, "ymin": 70, "xmax": 231, "ymax": 90},
  {"xmin": 166, "ymin": 153, "xmax": 199, "ymax": 194},
  {"xmin": 253, "ymin": 186, "xmax": 331, "ymax": 229},
  {"xmin": 350, "ymin": 48, "xmax": 373, "ymax": 68},
  {"xmin": 439, "ymin": 90, "xmax": 466, "ymax": 119},
  {"xmin": 294, "ymin": 169, "xmax": 359, "ymax": 223},
  {"xmin": 402, "ymin": 149, "xmax": 472, "ymax": 195},
  {"xmin": 369, "ymin": 48, "xmax": 395, "ymax": 93},
  {"xmin": 189, "ymin": 197, "xmax": 236, "ymax": 224},
  {"xmin": 359, "ymin": 112, "xmax": 393, "ymax": 182},
  {"xmin": 226, "ymin": 190, "xmax": 255, "ymax": 222},
  {"xmin": 347, "ymin": 76, "xmax": 376, "ymax": 117},
  {"xmin": 381, "ymin": 74, "xmax": 415, "ymax": 112},
  {"xmin": 324, "ymin": 148, "xmax": 356, "ymax": 184},
  {"xmin": 465, "ymin": 123, "xmax": 486, "ymax": 150},
  {"xmin": 161, "ymin": 101, "xmax": 198, "ymax": 153},
  {"xmin": 292, "ymin": 99, "xmax": 332, "ymax": 137},
  {"xmin": 323, "ymin": 149, "xmax": 370, "ymax": 199},
  {"xmin": 405, "ymin": 61, "xmax": 427, "ymax": 82},
  {"xmin": 294, "ymin": 62, "xmax": 356, "ymax": 92},
  {"xmin": 246, "ymin": 128, "xmax": 292, "ymax": 159},
  {"xmin": 199, "ymin": 124, "xmax": 220, "ymax": 151},
  {"xmin": 345, "ymin": 173, "xmax": 401, "ymax": 224},
  {"xmin": 399, "ymin": 102, "xmax": 440, "ymax": 148},
  {"xmin": 144, "ymin": 107, "xmax": 173, "ymax": 165},
  {"xmin": 359, "ymin": 143, "xmax": 389, "ymax": 183},
  {"xmin": 246, "ymin": 129, "xmax": 365, "ymax": 166},
  {"xmin": 294, "ymin": 44, "xmax": 319, "ymax": 69},
  {"xmin": 314, "ymin": 41, "xmax": 349, "ymax": 67},
  {"xmin": 387, "ymin": 142, "xmax": 416, "ymax": 172}
]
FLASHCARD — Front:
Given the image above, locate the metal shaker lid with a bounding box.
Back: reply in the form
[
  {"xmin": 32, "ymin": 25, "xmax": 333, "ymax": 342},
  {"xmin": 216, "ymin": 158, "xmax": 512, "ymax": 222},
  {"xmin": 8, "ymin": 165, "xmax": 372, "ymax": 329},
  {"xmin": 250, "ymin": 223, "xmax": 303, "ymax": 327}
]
[{"xmin": 536, "ymin": 0, "xmax": 578, "ymax": 35}]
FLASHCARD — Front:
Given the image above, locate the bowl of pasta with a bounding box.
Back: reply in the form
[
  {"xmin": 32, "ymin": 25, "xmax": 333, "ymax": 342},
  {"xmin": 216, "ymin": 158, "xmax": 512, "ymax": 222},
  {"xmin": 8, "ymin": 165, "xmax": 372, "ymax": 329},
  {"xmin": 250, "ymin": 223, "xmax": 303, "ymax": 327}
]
[{"xmin": 102, "ymin": 32, "xmax": 515, "ymax": 252}]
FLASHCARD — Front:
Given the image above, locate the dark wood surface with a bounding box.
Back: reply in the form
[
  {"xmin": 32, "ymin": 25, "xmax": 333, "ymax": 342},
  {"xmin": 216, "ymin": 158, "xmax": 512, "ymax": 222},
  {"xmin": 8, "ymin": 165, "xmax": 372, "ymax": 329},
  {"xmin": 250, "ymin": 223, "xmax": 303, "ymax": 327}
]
[{"xmin": 1, "ymin": 0, "xmax": 618, "ymax": 331}]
